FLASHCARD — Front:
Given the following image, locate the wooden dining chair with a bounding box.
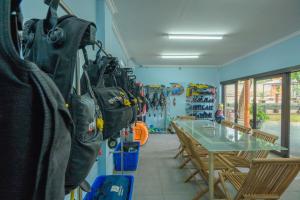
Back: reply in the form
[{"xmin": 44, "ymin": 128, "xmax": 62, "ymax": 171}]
[
  {"xmin": 172, "ymin": 121, "xmax": 197, "ymax": 159},
  {"xmin": 221, "ymin": 120, "xmax": 234, "ymax": 128},
  {"xmin": 248, "ymin": 129, "xmax": 278, "ymax": 159},
  {"xmin": 252, "ymin": 129, "xmax": 278, "ymax": 143},
  {"xmin": 171, "ymin": 121, "xmax": 186, "ymax": 159},
  {"xmin": 172, "ymin": 118, "xmax": 196, "ymax": 159},
  {"xmin": 217, "ymin": 129, "xmax": 278, "ymax": 168},
  {"xmin": 219, "ymin": 158, "xmax": 300, "ymax": 200},
  {"xmin": 171, "ymin": 122, "xmax": 209, "ymax": 169},
  {"xmin": 171, "ymin": 115, "xmax": 195, "ymax": 159},
  {"xmin": 179, "ymin": 128, "xmax": 237, "ymax": 199},
  {"xmin": 232, "ymin": 123, "xmax": 251, "ymax": 134},
  {"xmin": 220, "ymin": 122, "xmax": 251, "ymax": 157},
  {"xmin": 172, "ymin": 121, "xmax": 237, "ymax": 171}
]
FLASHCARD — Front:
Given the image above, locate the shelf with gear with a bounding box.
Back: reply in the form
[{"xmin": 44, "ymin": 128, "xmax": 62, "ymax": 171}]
[
  {"xmin": 144, "ymin": 85, "xmax": 171, "ymax": 133},
  {"xmin": 186, "ymin": 83, "xmax": 216, "ymax": 120}
]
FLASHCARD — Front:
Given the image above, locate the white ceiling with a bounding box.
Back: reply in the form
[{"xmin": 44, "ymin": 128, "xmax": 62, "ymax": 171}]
[{"xmin": 113, "ymin": 0, "xmax": 300, "ymax": 66}]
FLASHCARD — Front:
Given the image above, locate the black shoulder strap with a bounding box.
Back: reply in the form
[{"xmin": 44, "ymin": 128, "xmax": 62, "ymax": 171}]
[
  {"xmin": 22, "ymin": 19, "xmax": 39, "ymax": 56},
  {"xmin": 23, "ymin": 8, "xmax": 97, "ymax": 101},
  {"xmin": 82, "ymin": 48, "xmax": 98, "ymax": 100},
  {"xmin": 44, "ymin": 0, "xmax": 60, "ymax": 31},
  {"xmin": 81, "ymin": 48, "xmax": 101, "ymax": 116},
  {"xmin": 0, "ymin": 0, "xmax": 23, "ymax": 64},
  {"xmin": 95, "ymin": 56, "xmax": 111, "ymax": 88}
]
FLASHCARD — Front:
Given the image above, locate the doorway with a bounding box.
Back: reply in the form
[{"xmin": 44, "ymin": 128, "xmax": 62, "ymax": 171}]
[
  {"xmin": 290, "ymin": 71, "xmax": 300, "ymax": 157},
  {"xmin": 254, "ymin": 76, "xmax": 283, "ymax": 146},
  {"xmin": 224, "ymin": 84, "xmax": 236, "ymax": 122}
]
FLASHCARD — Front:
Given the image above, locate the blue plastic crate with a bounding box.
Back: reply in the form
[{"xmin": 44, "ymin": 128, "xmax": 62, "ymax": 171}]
[
  {"xmin": 113, "ymin": 142, "xmax": 140, "ymax": 171},
  {"xmin": 83, "ymin": 175, "xmax": 134, "ymax": 200}
]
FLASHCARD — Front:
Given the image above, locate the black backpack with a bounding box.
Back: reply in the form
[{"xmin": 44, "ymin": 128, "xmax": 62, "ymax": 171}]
[
  {"xmin": 0, "ymin": 1, "xmax": 72, "ymax": 199},
  {"xmin": 23, "ymin": 11, "xmax": 96, "ymax": 102},
  {"xmin": 22, "ymin": 0, "xmax": 101, "ymax": 193},
  {"xmin": 81, "ymin": 53, "xmax": 134, "ymax": 140},
  {"xmin": 107, "ymin": 67, "xmax": 138, "ymax": 123}
]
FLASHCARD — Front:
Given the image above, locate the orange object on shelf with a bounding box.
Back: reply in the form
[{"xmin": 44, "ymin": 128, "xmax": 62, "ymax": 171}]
[{"xmin": 133, "ymin": 121, "xmax": 149, "ymax": 146}]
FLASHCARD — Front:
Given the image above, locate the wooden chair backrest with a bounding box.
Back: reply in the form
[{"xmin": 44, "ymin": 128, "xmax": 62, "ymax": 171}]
[
  {"xmin": 221, "ymin": 120, "xmax": 234, "ymax": 128},
  {"xmin": 235, "ymin": 158, "xmax": 300, "ymax": 200},
  {"xmin": 171, "ymin": 122, "xmax": 186, "ymax": 148},
  {"xmin": 232, "ymin": 124, "xmax": 251, "ymax": 158},
  {"xmin": 238, "ymin": 129, "xmax": 278, "ymax": 161},
  {"xmin": 178, "ymin": 129, "xmax": 208, "ymax": 173},
  {"xmin": 176, "ymin": 115, "xmax": 196, "ymax": 120},
  {"xmin": 177, "ymin": 127, "xmax": 194, "ymax": 157},
  {"xmin": 252, "ymin": 129, "xmax": 278, "ymax": 143},
  {"xmin": 233, "ymin": 124, "xmax": 251, "ymax": 134}
]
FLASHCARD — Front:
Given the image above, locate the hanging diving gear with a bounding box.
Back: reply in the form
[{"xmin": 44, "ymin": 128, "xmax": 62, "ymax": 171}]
[{"xmin": 23, "ymin": 0, "xmax": 101, "ymax": 193}]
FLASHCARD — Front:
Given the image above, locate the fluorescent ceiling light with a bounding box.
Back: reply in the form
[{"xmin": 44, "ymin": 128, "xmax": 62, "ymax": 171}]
[
  {"xmin": 168, "ymin": 34, "xmax": 223, "ymax": 40},
  {"xmin": 161, "ymin": 55, "xmax": 199, "ymax": 59}
]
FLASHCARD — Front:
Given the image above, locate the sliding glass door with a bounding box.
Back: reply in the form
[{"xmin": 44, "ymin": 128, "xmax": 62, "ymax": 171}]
[
  {"xmin": 255, "ymin": 76, "xmax": 283, "ymax": 145},
  {"xmin": 290, "ymin": 71, "xmax": 300, "ymax": 157},
  {"xmin": 224, "ymin": 84, "xmax": 236, "ymax": 122},
  {"xmin": 222, "ymin": 72, "xmax": 295, "ymax": 157},
  {"xmin": 237, "ymin": 79, "xmax": 253, "ymax": 127}
]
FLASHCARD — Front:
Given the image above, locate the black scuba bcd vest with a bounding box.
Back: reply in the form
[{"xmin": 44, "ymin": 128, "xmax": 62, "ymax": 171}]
[
  {"xmin": 23, "ymin": 0, "xmax": 101, "ymax": 194},
  {"xmin": 0, "ymin": 0, "xmax": 72, "ymax": 199}
]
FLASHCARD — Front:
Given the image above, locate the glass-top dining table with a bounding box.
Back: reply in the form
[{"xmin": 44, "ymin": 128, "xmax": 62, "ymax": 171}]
[{"xmin": 174, "ymin": 120, "xmax": 287, "ymax": 200}]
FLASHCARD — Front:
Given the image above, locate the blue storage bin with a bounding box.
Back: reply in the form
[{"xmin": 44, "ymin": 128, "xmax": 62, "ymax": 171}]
[
  {"xmin": 83, "ymin": 175, "xmax": 134, "ymax": 200},
  {"xmin": 113, "ymin": 142, "xmax": 140, "ymax": 171}
]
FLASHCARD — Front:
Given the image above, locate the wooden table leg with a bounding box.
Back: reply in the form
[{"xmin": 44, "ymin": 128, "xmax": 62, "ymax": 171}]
[{"xmin": 208, "ymin": 152, "xmax": 214, "ymax": 200}]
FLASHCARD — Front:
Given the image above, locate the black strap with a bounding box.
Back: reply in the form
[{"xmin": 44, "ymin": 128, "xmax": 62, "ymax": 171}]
[
  {"xmin": 0, "ymin": 0, "xmax": 22, "ymax": 63},
  {"xmin": 45, "ymin": 0, "xmax": 60, "ymax": 31},
  {"xmin": 95, "ymin": 41, "xmax": 103, "ymax": 62},
  {"xmin": 95, "ymin": 57, "xmax": 110, "ymax": 88},
  {"xmin": 111, "ymin": 74, "xmax": 118, "ymax": 87},
  {"xmin": 82, "ymin": 48, "xmax": 97, "ymax": 100},
  {"xmin": 82, "ymin": 48, "xmax": 101, "ymax": 115}
]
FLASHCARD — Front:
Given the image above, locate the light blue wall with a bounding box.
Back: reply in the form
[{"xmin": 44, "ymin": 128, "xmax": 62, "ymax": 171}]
[
  {"xmin": 219, "ymin": 34, "xmax": 300, "ymax": 82},
  {"xmin": 103, "ymin": 2, "xmax": 128, "ymax": 65},
  {"xmin": 21, "ymin": 0, "xmax": 96, "ymax": 22},
  {"xmin": 95, "ymin": 0, "xmax": 130, "ymax": 177},
  {"xmin": 135, "ymin": 66, "xmax": 219, "ymax": 117}
]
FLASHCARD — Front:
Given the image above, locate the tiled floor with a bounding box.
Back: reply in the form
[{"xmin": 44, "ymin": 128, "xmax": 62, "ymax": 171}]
[
  {"xmin": 66, "ymin": 134, "xmax": 300, "ymax": 200},
  {"xmin": 132, "ymin": 134, "xmax": 199, "ymax": 200},
  {"xmin": 132, "ymin": 134, "xmax": 300, "ymax": 200}
]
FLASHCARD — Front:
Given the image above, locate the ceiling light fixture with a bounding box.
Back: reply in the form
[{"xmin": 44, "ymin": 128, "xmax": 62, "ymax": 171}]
[
  {"xmin": 161, "ymin": 55, "xmax": 200, "ymax": 59},
  {"xmin": 168, "ymin": 34, "xmax": 223, "ymax": 40}
]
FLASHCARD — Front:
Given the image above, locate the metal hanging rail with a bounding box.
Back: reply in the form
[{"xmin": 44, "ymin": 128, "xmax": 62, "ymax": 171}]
[{"xmin": 59, "ymin": 1, "xmax": 110, "ymax": 57}]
